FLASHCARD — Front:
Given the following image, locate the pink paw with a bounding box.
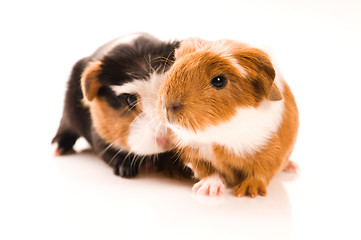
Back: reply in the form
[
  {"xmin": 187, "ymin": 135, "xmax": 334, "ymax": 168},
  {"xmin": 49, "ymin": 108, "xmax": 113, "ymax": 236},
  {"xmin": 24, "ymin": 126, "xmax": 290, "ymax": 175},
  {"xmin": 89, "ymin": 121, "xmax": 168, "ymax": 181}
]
[
  {"xmin": 53, "ymin": 143, "xmax": 64, "ymax": 156},
  {"xmin": 52, "ymin": 143, "xmax": 75, "ymax": 156},
  {"xmin": 283, "ymin": 161, "xmax": 299, "ymax": 173},
  {"xmin": 192, "ymin": 174, "xmax": 225, "ymax": 197}
]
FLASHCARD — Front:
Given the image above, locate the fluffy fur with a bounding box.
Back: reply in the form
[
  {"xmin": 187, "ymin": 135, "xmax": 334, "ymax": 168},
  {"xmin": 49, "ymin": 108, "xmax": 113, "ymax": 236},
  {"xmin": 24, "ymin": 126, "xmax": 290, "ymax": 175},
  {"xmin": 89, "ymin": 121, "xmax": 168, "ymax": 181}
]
[
  {"xmin": 158, "ymin": 38, "xmax": 299, "ymax": 197},
  {"xmin": 52, "ymin": 33, "xmax": 191, "ymax": 179}
]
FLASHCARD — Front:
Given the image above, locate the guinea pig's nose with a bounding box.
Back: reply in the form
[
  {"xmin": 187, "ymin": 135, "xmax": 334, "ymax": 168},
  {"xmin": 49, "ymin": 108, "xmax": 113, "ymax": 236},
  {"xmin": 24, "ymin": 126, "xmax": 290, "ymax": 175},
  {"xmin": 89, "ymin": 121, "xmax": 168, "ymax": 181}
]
[{"xmin": 168, "ymin": 101, "xmax": 182, "ymax": 113}]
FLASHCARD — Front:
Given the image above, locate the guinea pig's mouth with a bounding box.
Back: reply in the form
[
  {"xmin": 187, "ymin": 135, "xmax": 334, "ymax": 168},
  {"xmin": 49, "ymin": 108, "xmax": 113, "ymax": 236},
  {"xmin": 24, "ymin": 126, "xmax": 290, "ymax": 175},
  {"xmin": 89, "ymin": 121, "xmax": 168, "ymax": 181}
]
[
  {"xmin": 155, "ymin": 136, "xmax": 171, "ymax": 151},
  {"xmin": 165, "ymin": 114, "xmax": 178, "ymax": 126},
  {"xmin": 160, "ymin": 96, "xmax": 195, "ymax": 132},
  {"xmin": 164, "ymin": 110, "xmax": 200, "ymax": 134},
  {"xmin": 127, "ymin": 134, "xmax": 172, "ymax": 155}
]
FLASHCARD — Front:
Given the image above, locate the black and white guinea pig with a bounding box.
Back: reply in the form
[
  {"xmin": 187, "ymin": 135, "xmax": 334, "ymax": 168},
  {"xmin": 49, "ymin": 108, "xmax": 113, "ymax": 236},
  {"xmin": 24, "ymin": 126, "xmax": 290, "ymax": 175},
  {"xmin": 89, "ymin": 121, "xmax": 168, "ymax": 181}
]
[{"xmin": 52, "ymin": 33, "xmax": 191, "ymax": 178}]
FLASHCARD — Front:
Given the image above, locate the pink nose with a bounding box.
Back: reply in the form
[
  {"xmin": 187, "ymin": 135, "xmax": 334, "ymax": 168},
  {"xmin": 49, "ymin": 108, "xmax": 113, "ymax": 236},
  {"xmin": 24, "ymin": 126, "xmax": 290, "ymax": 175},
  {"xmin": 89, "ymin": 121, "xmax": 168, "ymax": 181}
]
[{"xmin": 156, "ymin": 136, "xmax": 170, "ymax": 150}]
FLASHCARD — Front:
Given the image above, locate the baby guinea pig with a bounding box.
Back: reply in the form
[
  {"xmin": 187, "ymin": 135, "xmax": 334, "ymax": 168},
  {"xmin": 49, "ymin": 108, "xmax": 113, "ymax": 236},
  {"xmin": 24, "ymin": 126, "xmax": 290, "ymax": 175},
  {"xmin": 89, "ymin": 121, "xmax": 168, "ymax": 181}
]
[
  {"xmin": 52, "ymin": 33, "xmax": 191, "ymax": 178},
  {"xmin": 158, "ymin": 38, "xmax": 299, "ymax": 197}
]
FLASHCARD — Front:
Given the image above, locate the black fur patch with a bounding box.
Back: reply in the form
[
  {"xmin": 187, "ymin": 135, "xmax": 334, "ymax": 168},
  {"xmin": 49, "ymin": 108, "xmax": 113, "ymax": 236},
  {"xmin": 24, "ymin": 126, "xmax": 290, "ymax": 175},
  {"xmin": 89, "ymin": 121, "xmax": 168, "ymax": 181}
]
[
  {"xmin": 97, "ymin": 86, "xmax": 123, "ymax": 109},
  {"xmin": 98, "ymin": 36, "xmax": 179, "ymax": 87}
]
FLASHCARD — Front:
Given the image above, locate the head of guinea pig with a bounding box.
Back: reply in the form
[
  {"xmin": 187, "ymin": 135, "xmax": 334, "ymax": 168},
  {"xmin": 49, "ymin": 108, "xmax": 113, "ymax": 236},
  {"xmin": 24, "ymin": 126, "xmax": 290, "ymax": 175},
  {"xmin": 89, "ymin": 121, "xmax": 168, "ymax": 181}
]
[
  {"xmin": 81, "ymin": 39, "xmax": 178, "ymax": 155},
  {"xmin": 158, "ymin": 38, "xmax": 283, "ymax": 133}
]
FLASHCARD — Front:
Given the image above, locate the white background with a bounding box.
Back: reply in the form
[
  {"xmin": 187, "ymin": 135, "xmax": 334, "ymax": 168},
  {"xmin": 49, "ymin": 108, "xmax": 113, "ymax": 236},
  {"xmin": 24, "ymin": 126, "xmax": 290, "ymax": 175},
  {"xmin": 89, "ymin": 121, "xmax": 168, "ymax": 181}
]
[{"xmin": 1, "ymin": 0, "xmax": 361, "ymax": 239}]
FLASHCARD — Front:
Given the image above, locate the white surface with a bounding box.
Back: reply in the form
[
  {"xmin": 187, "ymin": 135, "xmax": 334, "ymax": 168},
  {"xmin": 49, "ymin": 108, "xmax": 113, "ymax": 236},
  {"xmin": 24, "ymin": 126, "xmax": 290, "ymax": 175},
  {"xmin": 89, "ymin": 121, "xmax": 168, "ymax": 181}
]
[{"xmin": 1, "ymin": 0, "xmax": 361, "ymax": 239}]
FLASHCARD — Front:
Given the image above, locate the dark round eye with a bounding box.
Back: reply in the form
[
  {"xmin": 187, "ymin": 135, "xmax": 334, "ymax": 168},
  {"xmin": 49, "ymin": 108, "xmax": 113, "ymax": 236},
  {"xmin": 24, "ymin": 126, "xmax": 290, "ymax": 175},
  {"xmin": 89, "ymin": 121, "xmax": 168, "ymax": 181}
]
[
  {"xmin": 210, "ymin": 75, "xmax": 227, "ymax": 89},
  {"xmin": 125, "ymin": 94, "xmax": 137, "ymax": 109}
]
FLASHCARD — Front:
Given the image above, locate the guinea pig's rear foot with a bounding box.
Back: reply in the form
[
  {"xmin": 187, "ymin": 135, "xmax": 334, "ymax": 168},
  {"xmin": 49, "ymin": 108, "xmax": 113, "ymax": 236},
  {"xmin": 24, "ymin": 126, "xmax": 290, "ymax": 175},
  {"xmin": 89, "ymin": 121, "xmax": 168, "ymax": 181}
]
[
  {"xmin": 283, "ymin": 161, "xmax": 299, "ymax": 173},
  {"xmin": 192, "ymin": 174, "xmax": 225, "ymax": 197},
  {"xmin": 53, "ymin": 143, "xmax": 66, "ymax": 156},
  {"xmin": 233, "ymin": 177, "xmax": 267, "ymax": 198},
  {"xmin": 51, "ymin": 132, "xmax": 78, "ymax": 156}
]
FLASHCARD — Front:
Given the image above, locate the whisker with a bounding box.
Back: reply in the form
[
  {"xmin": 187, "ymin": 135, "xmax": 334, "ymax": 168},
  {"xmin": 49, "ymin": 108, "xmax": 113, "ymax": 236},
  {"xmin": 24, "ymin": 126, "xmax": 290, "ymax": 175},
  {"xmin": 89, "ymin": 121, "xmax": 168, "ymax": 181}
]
[
  {"xmin": 97, "ymin": 141, "xmax": 117, "ymax": 159},
  {"xmin": 160, "ymin": 49, "xmax": 176, "ymax": 74},
  {"xmin": 130, "ymin": 154, "xmax": 139, "ymax": 172},
  {"xmin": 118, "ymin": 151, "xmax": 133, "ymax": 173},
  {"xmin": 129, "ymin": 112, "xmax": 146, "ymax": 128},
  {"xmin": 108, "ymin": 148, "xmax": 123, "ymax": 166},
  {"xmin": 144, "ymin": 54, "xmax": 157, "ymax": 73},
  {"xmin": 138, "ymin": 155, "xmax": 147, "ymax": 172}
]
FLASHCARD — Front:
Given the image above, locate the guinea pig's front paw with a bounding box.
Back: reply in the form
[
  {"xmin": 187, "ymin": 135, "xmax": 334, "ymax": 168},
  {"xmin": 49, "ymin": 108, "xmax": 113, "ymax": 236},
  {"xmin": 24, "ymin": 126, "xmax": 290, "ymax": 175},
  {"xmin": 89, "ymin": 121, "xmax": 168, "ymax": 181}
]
[
  {"xmin": 283, "ymin": 161, "xmax": 299, "ymax": 174},
  {"xmin": 114, "ymin": 166, "xmax": 139, "ymax": 178},
  {"xmin": 192, "ymin": 174, "xmax": 225, "ymax": 197},
  {"xmin": 113, "ymin": 160, "xmax": 140, "ymax": 178},
  {"xmin": 233, "ymin": 177, "xmax": 267, "ymax": 198}
]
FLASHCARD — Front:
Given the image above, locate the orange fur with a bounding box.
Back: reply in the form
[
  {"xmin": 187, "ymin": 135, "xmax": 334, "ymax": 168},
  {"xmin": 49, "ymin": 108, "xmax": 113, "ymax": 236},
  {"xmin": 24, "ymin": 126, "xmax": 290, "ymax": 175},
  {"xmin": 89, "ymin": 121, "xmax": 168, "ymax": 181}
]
[
  {"xmin": 161, "ymin": 43, "xmax": 282, "ymax": 132},
  {"xmin": 80, "ymin": 61, "xmax": 141, "ymax": 150},
  {"xmin": 212, "ymin": 82, "xmax": 299, "ymax": 197},
  {"xmin": 181, "ymin": 146, "xmax": 217, "ymax": 178},
  {"xmin": 159, "ymin": 38, "xmax": 299, "ymax": 197},
  {"xmin": 81, "ymin": 61, "xmax": 103, "ymax": 102},
  {"xmin": 89, "ymin": 97, "xmax": 140, "ymax": 148}
]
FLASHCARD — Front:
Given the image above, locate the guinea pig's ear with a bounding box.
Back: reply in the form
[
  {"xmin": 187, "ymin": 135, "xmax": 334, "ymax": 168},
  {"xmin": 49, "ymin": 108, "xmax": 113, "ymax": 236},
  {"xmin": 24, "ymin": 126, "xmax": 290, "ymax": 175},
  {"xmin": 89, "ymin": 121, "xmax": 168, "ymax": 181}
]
[
  {"xmin": 236, "ymin": 48, "xmax": 282, "ymax": 101},
  {"xmin": 81, "ymin": 61, "xmax": 102, "ymax": 102},
  {"xmin": 175, "ymin": 38, "xmax": 208, "ymax": 59}
]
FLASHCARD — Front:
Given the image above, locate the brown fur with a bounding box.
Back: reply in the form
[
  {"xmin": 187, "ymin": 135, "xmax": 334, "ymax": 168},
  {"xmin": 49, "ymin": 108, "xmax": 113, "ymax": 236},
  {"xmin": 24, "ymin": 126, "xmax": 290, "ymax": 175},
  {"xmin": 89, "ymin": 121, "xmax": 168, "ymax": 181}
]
[
  {"xmin": 89, "ymin": 97, "xmax": 141, "ymax": 148},
  {"xmin": 81, "ymin": 61, "xmax": 103, "ymax": 102},
  {"xmin": 212, "ymin": 82, "xmax": 299, "ymax": 197},
  {"xmin": 159, "ymin": 38, "xmax": 299, "ymax": 197},
  {"xmin": 81, "ymin": 61, "xmax": 141, "ymax": 150},
  {"xmin": 161, "ymin": 42, "xmax": 282, "ymax": 132}
]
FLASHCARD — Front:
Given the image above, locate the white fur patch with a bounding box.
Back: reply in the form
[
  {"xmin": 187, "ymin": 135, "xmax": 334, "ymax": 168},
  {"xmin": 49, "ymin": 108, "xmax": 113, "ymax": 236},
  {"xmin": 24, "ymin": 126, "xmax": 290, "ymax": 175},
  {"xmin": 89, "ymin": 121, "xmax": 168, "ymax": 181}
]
[
  {"xmin": 127, "ymin": 113, "xmax": 168, "ymax": 155},
  {"xmin": 111, "ymin": 72, "xmax": 168, "ymax": 155},
  {"xmin": 169, "ymin": 76, "xmax": 285, "ymax": 159},
  {"xmin": 228, "ymin": 57, "xmax": 248, "ymax": 77}
]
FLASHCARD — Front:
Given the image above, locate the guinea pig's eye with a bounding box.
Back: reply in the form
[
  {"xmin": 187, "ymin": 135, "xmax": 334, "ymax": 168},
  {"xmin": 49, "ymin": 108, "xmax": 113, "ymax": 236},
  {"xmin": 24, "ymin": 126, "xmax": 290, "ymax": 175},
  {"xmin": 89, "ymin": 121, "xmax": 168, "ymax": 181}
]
[
  {"xmin": 210, "ymin": 75, "xmax": 227, "ymax": 90},
  {"xmin": 125, "ymin": 94, "xmax": 138, "ymax": 110}
]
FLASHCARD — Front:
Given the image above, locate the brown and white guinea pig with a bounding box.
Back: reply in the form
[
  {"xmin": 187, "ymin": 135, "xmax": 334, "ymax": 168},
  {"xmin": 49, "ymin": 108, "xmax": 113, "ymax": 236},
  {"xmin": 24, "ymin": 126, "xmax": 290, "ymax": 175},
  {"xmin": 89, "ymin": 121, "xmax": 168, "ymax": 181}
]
[
  {"xmin": 158, "ymin": 38, "xmax": 299, "ymax": 197},
  {"xmin": 52, "ymin": 33, "xmax": 191, "ymax": 179}
]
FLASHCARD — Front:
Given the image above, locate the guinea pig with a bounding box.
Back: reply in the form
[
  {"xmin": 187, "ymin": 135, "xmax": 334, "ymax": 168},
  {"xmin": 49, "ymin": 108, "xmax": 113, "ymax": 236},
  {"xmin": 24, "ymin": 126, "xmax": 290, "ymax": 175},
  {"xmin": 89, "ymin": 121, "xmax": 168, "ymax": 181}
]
[
  {"xmin": 158, "ymin": 38, "xmax": 299, "ymax": 197},
  {"xmin": 52, "ymin": 33, "xmax": 191, "ymax": 179}
]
